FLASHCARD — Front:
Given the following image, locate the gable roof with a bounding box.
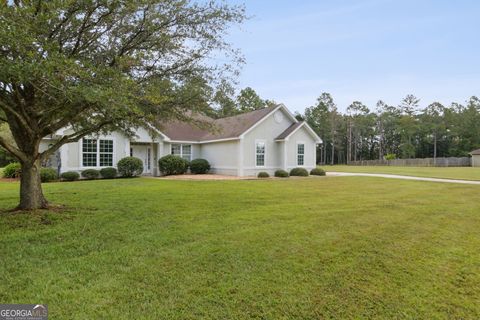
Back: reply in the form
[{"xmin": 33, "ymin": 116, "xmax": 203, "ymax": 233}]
[
  {"xmin": 276, "ymin": 122, "xmax": 304, "ymax": 140},
  {"xmin": 470, "ymin": 149, "xmax": 480, "ymax": 155},
  {"xmin": 158, "ymin": 104, "xmax": 292, "ymax": 142},
  {"xmin": 275, "ymin": 121, "xmax": 322, "ymax": 143}
]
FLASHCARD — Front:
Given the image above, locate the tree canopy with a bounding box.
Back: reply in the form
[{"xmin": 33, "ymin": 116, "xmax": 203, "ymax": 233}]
[
  {"xmin": 0, "ymin": 0, "xmax": 245, "ymax": 209},
  {"xmin": 302, "ymin": 93, "xmax": 480, "ymax": 164}
]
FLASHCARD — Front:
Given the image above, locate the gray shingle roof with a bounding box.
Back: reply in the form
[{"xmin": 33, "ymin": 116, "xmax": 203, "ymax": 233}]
[
  {"xmin": 159, "ymin": 105, "xmax": 278, "ymax": 142},
  {"xmin": 275, "ymin": 122, "xmax": 304, "ymax": 140}
]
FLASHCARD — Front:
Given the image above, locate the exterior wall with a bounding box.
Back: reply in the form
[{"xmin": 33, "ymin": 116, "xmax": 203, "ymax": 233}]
[
  {"xmin": 473, "ymin": 155, "xmax": 480, "ymax": 167},
  {"xmin": 131, "ymin": 126, "xmax": 160, "ymax": 143},
  {"xmin": 242, "ymin": 108, "xmax": 295, "ymax": 176},
  {"xmin": 58, "ymin": 131, "xmax": 131, "ymax": 173},
  {"xmin": 160, "ymin": 143, "xmax": 200, "ymax": 160},
  {"xmin": 286, "ymin": 127, "xmax": 317, "ymax": 170},
  {"xmin": 199, "ymin": 140, "xmax": 239, "ymax": 175}
]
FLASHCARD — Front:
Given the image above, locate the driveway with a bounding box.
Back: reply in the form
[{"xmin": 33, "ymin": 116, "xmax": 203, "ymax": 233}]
[{"xmin": 327, "ymin": 172, "xmax": 480, "ymax": 185}]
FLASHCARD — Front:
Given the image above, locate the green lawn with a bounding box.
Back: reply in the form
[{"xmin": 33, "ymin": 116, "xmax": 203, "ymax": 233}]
[
  {"xmin": 323, "ymin": 165, "xmax": 480, "ymax": 181},
  {"xmin": 1, "ymin": 177, "xmax": 480, "ymax": 319}
]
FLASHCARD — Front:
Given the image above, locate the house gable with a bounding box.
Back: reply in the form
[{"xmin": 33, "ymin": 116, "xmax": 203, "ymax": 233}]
[{"xmin": 241, "ymin": 106, "xmax": 297, "ymax": 172}]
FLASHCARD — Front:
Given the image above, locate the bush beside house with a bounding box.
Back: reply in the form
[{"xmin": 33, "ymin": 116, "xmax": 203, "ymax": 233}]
[
  {"xmin": 3, "ymin": 162, "xmax": 21, "ymax": 178},
  {"xmin": 290, "ymin": 168, "xmax": 309, "ymax": 176},
  {"xmin": 40, "ymin": 168, "xmax": 58, "ymax": 182},
  {"xmin": 61, "ymin": 171, "xmax": 80, "ymax": 181},
  {"xmin": 257, "ymin": 172, "xmax": 270, "ymax": 178},
  {"xmin": 190, "ymin": 159, "xmax": 210, "ymax": 174},
  {"xmin": 117, "ymin": 157, "xmax": 144, "ymax": 177},
  {"xmin": 100, "ymin": 167, "xmax": 118, "ymax": 179},
  {"xmin": 310, "ymin": 168, "xmax": 326, "ymax": 176},
  {"xmin": 274, "ymin": 170, "xmax": 289, "ymax": 178},
  {"xmin": 81, "ymin": 169, "xmax": 100, "ymax": 180},
  {"xmin": 158, "ymin": 155, "xmax": 189, "ymax": 176}
]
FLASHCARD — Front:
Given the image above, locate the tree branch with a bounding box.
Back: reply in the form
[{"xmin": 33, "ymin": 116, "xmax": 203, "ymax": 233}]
[
  {"xmin": 0, "ymin": 135, "xmax": 26, "ymax": 162},
  {"xmin": 0, "ymin": 100, "xmax": 35, "ymax": 137},
  {"xmin": 39, "ymin": 120, "xmax": 114, "ymax": 161}
]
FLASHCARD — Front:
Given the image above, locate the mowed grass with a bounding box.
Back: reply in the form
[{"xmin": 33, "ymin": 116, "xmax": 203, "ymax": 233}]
[
  {"xmin": 324, "ymin": 165, "xmax": 480, "ymax": 181},
  {"xmin": 1, "ymin": 177, "xmax": 480, "ymax": 319}
]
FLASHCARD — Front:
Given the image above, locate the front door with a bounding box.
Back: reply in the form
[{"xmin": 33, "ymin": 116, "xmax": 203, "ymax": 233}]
[{"xmin": 130, "ymin": 145, "xmax": 151, "ymax": 174}]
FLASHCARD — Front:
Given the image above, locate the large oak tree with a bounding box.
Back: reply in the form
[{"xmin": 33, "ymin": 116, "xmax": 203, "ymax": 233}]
[{"xmin": 0, "ymin": 0, "xmax": 245, "ymax": 210}]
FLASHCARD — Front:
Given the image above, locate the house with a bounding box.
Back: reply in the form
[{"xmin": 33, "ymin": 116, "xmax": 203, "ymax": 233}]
[
  {"xmin": 41, "ymin": 104, "xmax": 322, "ymax": 177},
  {"xmin": 470, "ymin": 149, "xmax": 480, "ymax": 167}
]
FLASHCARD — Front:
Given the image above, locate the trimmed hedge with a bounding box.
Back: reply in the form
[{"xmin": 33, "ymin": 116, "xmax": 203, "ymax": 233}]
[
  {"xmin": 310, "ymin": 168, "xmax": 326, "ymax": 176},
  {"xmin": 81, "ymin": 169, "xmax": 100, "ymax": 180},
  {"xmin": 3, "ymin": 162, "xmax": 21, "ymax": 178},
  {"xmin": 190, "ymin": 158, "xmax": 210, "ymax": 174},
  {"xmin": 100, "ymin": 167, "xmax": 117, "ymax": 179},
  {"xmin": 274, "ymin": 169, "xmax": 289, "ymax": 178},
  {"xmin": 117, "ymin": 157, "xmax": 143, "ymax": 177},
  {"xmin": 40, "ymin": 168, "xmax": 58, "ymax": 182},
  {"xmin": 158, "ymin": 155, "xmax": 189, "ymax": 176},
  {"xmin": 290, "ymin": 167, "xmax": 309, "ymax": 176},
  {"xmin": 61, "ymin": 171, "xmax": 80, "ymax": 181},
  {"xmin": 257, "ymin": 172, "xmax": 270, "ymax": 178}
]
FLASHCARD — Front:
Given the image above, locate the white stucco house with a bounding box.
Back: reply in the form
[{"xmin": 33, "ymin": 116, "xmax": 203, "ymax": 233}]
[{"xmin": 41, "ymin": 104, "xmax": 322, "ymax": 177}]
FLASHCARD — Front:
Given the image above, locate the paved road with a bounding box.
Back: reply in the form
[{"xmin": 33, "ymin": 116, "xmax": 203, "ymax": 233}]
[{"xmin": 326, "ymin": 172, "xmax": 480, "ymax": 185}]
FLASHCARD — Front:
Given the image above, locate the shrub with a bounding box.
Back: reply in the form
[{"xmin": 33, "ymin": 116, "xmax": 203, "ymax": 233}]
[
  {"xmin": 310, "ymin": 168, "xmax": 326, "ymax": 176},
  {"xmin": 81, "ymin": 169, "xmax": 100, "ymax": 180},
  {"xmin": 385, "ymin": 153, "xmax": 396, "ymax": 160},
  {"xmin": 100, "ymin": 167, "xmax": 117, "ymax": 179},
  {"xmin": 189, "ymin": 158, "xmax": 211, "ymax": 174},
  {"xmin": 290, "ymin": 167, "xmax": 309, "ymax": 176},
  {"xmin": 61, "ymin": 171, "xmax": 80, "ymax": 181},
  {"xmin": 257, "ymin": 172, "xmax": 270, "ymax": 178},
  {"xmin": 158, "ymin": 155, "xmax": 189, "ymax": 176},
  {"xmin": 3, "ymin": 162, "xmax": 21, "ymax": 178},
  {"xmin": 40, "ymin": 168, "xmax": 58, "ymax": 182},
  {"xmin": 117, "ymin": 157, "xmax": 143, "ymax": 177},
  {"xmin": 274, "ymin": 169, "xmax": 289, "ymax": 178}
]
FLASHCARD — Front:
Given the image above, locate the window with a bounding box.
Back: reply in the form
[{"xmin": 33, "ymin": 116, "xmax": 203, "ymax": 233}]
[
  {"xmin": 181, "ymin": 145, "xmax": 191, "ymax": 161},
  {"xmin": 82, "ymin": 139, "xmax": 97, "ymax": 167},
  {"xmin": 171, "ymin": 144, "xmax": 192, "ymax": 161},
  {"xmin": 256, "ymin": 141, "xmax": 265, "ymax": 167},
  {"xmin": 297, "ymin": 143, "xmax": 305, "ymax": 166},
  {"xmin": 99, "ymin": 140, "xmax": 113, "ymax": 166},
  {"xmin": 82, "ymin": 138, "xmax": 113, "ymax": 167}
]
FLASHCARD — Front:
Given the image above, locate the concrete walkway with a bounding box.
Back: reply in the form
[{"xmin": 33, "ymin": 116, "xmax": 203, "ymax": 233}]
[{"xmin": 327, "ymin": 172, "xmax": 480, "ymax": 185}]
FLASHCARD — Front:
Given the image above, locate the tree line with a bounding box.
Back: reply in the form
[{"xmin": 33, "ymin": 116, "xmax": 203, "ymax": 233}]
[{"xmin": 299, "ymin": 93, "xmax": 480, "ymax": 164}]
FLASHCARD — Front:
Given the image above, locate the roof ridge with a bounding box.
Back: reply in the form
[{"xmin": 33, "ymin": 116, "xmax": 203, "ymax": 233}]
[{"xmin": 214, "ymin": 104, "xmax": 278, "ymax": 121}]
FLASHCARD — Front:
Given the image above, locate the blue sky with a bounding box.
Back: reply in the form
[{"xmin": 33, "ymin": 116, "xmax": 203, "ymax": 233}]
[{"xmin": 227, "ymin": 0, "xmax": 480, "ymax": 113}]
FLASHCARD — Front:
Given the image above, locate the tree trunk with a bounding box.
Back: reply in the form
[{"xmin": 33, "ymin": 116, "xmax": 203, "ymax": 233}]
[
  {"xmin": 18, "ymin": 159, "xmax": 48, "ymax": 210},
  {"xmin": 433, "ymin": 133, "xmax": 437, "ymax": 166},
  {"xmin": 323, "ymin": 144, "xmax": 327, "ymax": 164},
  {"xmin": 347, "ymin": 120, "xmax": 352, "ymax": 164},
  {"xmin": 331, "ymin": 142, "xmax": 335, "ymax": 165}
]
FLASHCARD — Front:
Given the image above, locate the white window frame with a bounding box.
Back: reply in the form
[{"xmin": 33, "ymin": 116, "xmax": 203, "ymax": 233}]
[
  {"xmin": 81, "ymin": 138, "xmax": 114, "ymax": 168},
  {"xmin": 171, "ymin": 143, "xmax": 192, "ymax": 161},
  {"xmin": 296, "ymin": 141, "xmax": 305, "ymax": 167},
  {"xmin": 255, "ymin": 140, "xmax": 266, "ymax": 167}
]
